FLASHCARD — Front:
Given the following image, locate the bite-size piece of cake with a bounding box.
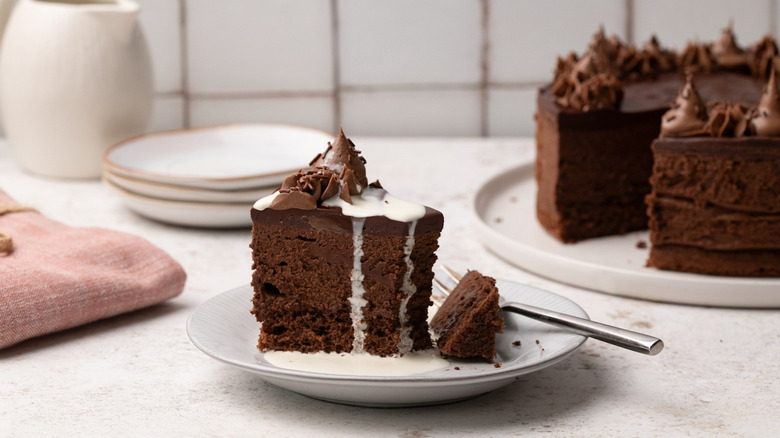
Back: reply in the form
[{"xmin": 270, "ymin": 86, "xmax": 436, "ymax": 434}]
[{"xmin": 430, "ymin": 271, "xmax": 504, "ymax": 362}]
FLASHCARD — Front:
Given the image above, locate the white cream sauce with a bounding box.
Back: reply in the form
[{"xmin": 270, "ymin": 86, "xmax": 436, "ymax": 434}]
[
  {"xmin": 322, "ymin": 187, "xmax": 426, "ymax": 222},
  {"xmin": 264, "ymin": 350, "xmax": 449, "ymax": 376},
  {"xmin": 349, "ymin": 218, "xmax": 367, "ymax": 353},
  {"xmin": 396, "ymin": 220, "xmax": 418, "ymax": 355}
]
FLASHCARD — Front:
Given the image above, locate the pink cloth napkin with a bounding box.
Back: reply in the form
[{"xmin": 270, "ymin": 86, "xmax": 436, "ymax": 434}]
[{"xmin": 0, "ymin": 189, "xmax": 186, "ymax": 350}]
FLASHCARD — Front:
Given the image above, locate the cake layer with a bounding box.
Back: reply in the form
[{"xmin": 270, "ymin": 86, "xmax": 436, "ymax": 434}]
[
  {"xmin": 647, "ymin": 244, "xmax": 780, "ymax": 277},
  {"xmin": 251, "ymin": 205, "xmax": 443, "ymax": 356},
  {"xmin": 651, "ymin": 137, "xmax": 780, "ymax": 213},
  {"xmin": 647, "ymin": 196, "xmax": 780, "ymax": 250},
  {"xmin": 536, "ymin": 89, "xmax": 660, "ymax": 242}
]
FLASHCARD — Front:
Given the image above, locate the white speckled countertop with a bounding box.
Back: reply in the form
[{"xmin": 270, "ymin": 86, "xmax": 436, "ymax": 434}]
[{"xmin": 1, "ymin": 137, "xmax": 778, "ymax": 437}]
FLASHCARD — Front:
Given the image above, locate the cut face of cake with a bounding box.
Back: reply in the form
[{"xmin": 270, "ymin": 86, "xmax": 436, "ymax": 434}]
[
  {"xmin": 430, "ymin": 271, "xmax": 503, "ymax": 362},
  {"xmin": 250, "ymin": 128, "xmax": 444, "ymax": 357},
  {"xmin": 536, "ymin": 28, "xmax": 766, "ymax": 243},
  {"xmin": 646, "ymin": 74, "xmax": 780, "ymax": 276}
]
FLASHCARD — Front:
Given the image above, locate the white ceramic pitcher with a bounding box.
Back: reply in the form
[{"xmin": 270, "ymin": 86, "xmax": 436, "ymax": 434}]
[{"xmin": 0, "ymin": 0, "xmax": 152, "ymax": 179}]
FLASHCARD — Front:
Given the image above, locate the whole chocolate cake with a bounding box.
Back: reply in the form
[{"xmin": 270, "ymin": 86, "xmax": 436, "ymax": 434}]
[
  {"xmin": 250, "ymin": 128, "xmax": 444, "ymax": 356},
  {"xmin": 536, "ymin": 26, "xmax": 771, "ymax": 243},
  {"xmin": 430, "ymin": 270, "xmax": 503, "ymax": 362},
  {"xmin": 646, "ymin": 74, "xmax": 780, "ymax": 276}
]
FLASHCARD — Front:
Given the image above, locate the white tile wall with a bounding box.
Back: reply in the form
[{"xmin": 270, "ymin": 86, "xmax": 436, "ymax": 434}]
[
  {"xmin": 341, "ymin": 88, "xmax": 482, "ymax": 136},
  {"xmin": 1, "ymin": 0, "xmax": 778, "ymax": 138},
  {"xmin": 186, "ymin": 0, "xmax": 334, "ymax": 94},
  {"xmin": 189, "ymin": 96, "xmax": 335, "ymax": 133},
  {"xmin": 633, "ymin": 0, "xmax": 773, "ymax": 49},
  {"xmin": 487, "ymin": 87, "xmax": 537, "ymax": 137},
  {"xmin": 338, "ymin": 0, "xmax": 482, "ymax": 87},
  {"xmin": 489, "ymin": 0, "xmax": 627, "ymax": 84},
  {"xmin": 136, "ymin": 0, "xmax": 181, "ymax": 94}
]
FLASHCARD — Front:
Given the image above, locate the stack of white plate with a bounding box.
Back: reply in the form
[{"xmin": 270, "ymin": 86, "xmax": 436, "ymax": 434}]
[{"xmin": 102, "ymin": 124, "xmax": 334, "ymax": 228}]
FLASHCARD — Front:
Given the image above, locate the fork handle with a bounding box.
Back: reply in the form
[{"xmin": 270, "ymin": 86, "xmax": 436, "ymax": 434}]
[{"xmin": 502, "ymin": 301, "xmax": 664, "ymax": 356}]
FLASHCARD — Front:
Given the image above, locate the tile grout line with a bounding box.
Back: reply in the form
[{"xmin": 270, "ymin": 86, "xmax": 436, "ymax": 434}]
[
  {"xmin": 331, "ymin": 0, "xmax": 342, "ymax": 133},
  {"xmin": 179, "ymin": 0, "xmax": 191, "ymax": 128},
  {"xmin": 625, "ymin": 0, "xmax": 634, "ymax": 45},
  {"xmin": 181, "ymin": 81, "xmax": 542, "ymax": 101},
  {"xmin": 480, "ymin": 0, "xmax": 489, "ymax": 137}
]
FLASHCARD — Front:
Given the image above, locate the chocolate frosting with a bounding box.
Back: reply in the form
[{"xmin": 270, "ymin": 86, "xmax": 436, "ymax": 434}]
[
  {"xmin": 679, "ymin": 42, "xmax": 715, "ymax": 73},
  {"xmin": 705, "ymin": 102, "xmax": 750, "ymax": 137},
  {"xmin": 310, "ymin": 127, "xmax": 368, "ymax": 188},
  {"xmin": 710, "ymin": 24, "xmax": 747, "ymax": 69},
  {"xmin": 619, "ymin": 36, "xmax": 677, "ymax": 80},
  {"xmin": 749, "ymin": 68, "xmax": 780, "ymax": 136},
  {"xmin": 269, "ymin": 127, "xmax": 371, "ymax": 210},
  {"xmin": 660, "ymin": 74, "xmax": 708, "ymax": 137},
  {"xmin": 552, "ymin": 28, "xmax": 624, "ymax": 111},
  {"xmin": 747, "ymin": 35, "xmax": 779, "ymax": 79}
]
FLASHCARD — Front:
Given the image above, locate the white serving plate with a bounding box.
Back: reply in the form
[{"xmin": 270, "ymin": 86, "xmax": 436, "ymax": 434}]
[
  {"xmin": 103, "ymin": 170, "xmax": 276, "ymax": 203},
  {"xmin": 187, "ymin": 282, "xmax": 588, "ymax": 407},
  {"xmin": 472, "ymin": 163, "xmax": 780, "ymax": 308},
  {"xmin": 105, "ymin": 179, "xmax": 252, "ymax": 228},
  {"xmin": 104, "ymin": 124, "xmax": 333, "ymax": 190}
]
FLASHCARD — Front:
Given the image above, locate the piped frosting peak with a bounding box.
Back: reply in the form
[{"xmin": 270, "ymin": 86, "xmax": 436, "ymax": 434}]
[
  {"xmin": 710, "ymin": 23, "xmax": 747, "ymax": 70},
  {"xmin": 749, "ymin": 68, "xmax": 780, "ymax": 136},
  {"xmin": 660, "ymin": 72, "xmax": 780, "ymax": 138},
  {"xmin": 267, "ymin": 127, "xmax": 372, "ymax": 210},
  {"xmin": 660, "ymin": 74, "xmax": 708, "ymax": 137},
  {"xmin": 553, "ymin": 26, "xmax": 780, "ymax": 111}
]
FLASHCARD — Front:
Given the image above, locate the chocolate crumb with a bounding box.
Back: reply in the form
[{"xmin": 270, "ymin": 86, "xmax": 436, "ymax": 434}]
[
  {"xmin": 636, "ymin": 240, "xmax": 647, "ymax": 249},
  {"xmin": 535, "ymin": 339, "xmax": 540, "ymax": 344},
  {"xmin": 493, "ymin": 363, "xmax": 502, "ymax": 368},
  {"xmin": 512, "ymin": 340, "xmax": 522, "ymax": 346},
  {"xmin": 454, "ymin": 366, "xmax": 460, "ymax": 370}
]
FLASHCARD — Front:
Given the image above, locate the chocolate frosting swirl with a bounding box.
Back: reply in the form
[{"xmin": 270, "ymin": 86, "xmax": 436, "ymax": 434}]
[
  {"xmin": 552, "ymin": 28, "xmax": 624, "ymax": 111},
  {"xmin": 660, "ymin": 74, "xmax": 708, "ymax": 137},
  {"xmin": 618, "ymin": 36, "xmax": 677, "ymax": 80},
  {"xmin": 710, "ymin": 24, "xmax": 747, "ymax": 70},
  {"xmin": 705, "ymin": 102, "xmax": 750, "ymax": 137},
  {"xmin": 679, "ymin": 42, "xmax": 715, "ymax": 73},
  {"xmin": 749, "ymin": 68, "xmax": 780, "ymax": 136},
  {"xmin": 269, "ymin": 127, "xmax": 370, "ymax": 210},
  {"xmin": 747, "ymin": 35, "xmax": 779, "ymax": 79}
]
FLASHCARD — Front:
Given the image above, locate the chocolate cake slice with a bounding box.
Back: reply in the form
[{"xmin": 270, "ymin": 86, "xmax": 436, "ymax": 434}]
[
  {"xmin": 430, "ymin": 271, "xmax": 503, "ymax": 362},
  {"xmin": 646, "ymin": 74, "xmax": 780, "ymax": 276},
  {"xmin": 250, "ymin": 128, "xmax": 444, "ymax": 356}
]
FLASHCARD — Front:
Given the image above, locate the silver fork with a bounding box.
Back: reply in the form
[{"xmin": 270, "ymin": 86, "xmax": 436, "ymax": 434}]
[{"xmin": 435, "ymin": 267, "xmax": 664, "ymax": 356}]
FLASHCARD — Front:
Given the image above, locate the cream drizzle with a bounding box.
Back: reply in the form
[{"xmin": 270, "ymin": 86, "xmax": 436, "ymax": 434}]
[
  {"xmin": 349, "ymin": 218, "xmax": 367, "ymax": 353},
  {"xmin": 263, "ymin": 350, "xmax": 448, "ymax": 377},
  {"xmin": 396, "ymin": 220, "xmax": 418, "ymax": 355}
]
